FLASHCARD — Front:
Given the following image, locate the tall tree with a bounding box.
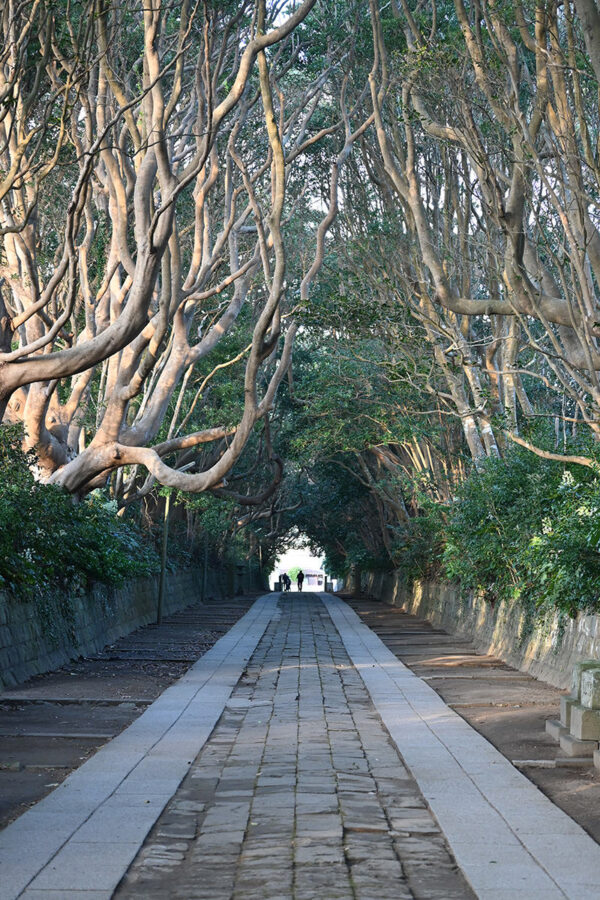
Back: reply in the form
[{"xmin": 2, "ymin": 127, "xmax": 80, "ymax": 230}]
[
  {"xmin": 1, "ymin": 0, "xmax": 369, "ymax": 499},
  {"xmin": 364, "ymin": 0, "xmax": 600, "ymax": 467}
]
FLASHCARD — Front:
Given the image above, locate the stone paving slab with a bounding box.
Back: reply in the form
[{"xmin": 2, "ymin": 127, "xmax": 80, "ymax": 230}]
[
  {"xmin": 115, "ymin": 595, "xmax": 473, "ymax": 900},
  {"xmin": 0, "ymin": 594, "xmax": 279, "ymax": 900},
  {"xmin": 324, "ymin": 593, "xmax": 600, "ymax": 899}
]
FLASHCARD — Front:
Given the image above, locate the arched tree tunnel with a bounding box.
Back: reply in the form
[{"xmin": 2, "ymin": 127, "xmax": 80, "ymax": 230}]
[
  {"xmin": 2, "ymin": 0, "xmax": 600, "ymax": 625},
  {"xmin": 7, "ymin": 4, "xmax": 600, "ymax": 894}
]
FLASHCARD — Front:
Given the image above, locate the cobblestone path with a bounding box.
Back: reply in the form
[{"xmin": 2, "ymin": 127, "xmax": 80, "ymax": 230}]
[{"xmin": 116, "ymin": 595, "xmax": 473, "ymax": 900}]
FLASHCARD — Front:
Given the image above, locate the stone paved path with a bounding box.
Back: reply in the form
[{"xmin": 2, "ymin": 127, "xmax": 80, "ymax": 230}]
[
  {"xmin": 116, "ymin": 595, "xmax": 472, "ymax": 900},
  {"xmin": 6, "ymin": 591, "xmax": 600, "ymax": 899}
]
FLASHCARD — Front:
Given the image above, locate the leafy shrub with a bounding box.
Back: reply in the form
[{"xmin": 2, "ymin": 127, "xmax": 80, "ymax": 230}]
[
  {"xmin": 443, "ymin": 449, "xmax": 600, "ymax": 617},
  {"xmin": 517, "ymin": 469, "xmax": 600, "ymax": 617},
  {"xmin": 0, "ymin": 424, "xmax": 158, "ymax": 598},
  {"xmin": 390, "ymin": 506, "xmax": 446, "ymax": 584}
]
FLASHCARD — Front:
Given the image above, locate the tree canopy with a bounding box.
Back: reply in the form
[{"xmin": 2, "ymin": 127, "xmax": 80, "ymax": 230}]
[{"xmin": 4, "ymin": 0, "xmax": 600, "ymax": 622}]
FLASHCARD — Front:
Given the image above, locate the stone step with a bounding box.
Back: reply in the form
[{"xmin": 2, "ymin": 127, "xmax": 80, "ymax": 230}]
[
  {"xmin": 559, "ymin": 732, "xmax": 598, "ymax": 758},
  {"xmin": 545, "ymin": 719, "xmax": 567, "ymax": 742}
]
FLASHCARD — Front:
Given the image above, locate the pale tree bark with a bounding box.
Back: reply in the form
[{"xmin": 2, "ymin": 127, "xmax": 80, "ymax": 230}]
[
  {"xmin": 1, "ymin": 0, "xmax": 367, "ymax": 498},
  {"xmin": 364, "ymin": 0, "xmax": 600, "ymax": 468}
]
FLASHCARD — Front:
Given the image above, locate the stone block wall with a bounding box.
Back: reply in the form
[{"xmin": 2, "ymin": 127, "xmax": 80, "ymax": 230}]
[
  {"xmin": 365, "ymin": 572, "xmax": 600, "ymax": 689},
  {"xmin": 0, "ymin": 561, "xmax": 265, "ymax": 690}
]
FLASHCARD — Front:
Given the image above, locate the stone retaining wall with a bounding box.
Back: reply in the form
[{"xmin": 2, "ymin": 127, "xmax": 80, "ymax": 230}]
[
  {"xmin": 365, "ymin": 572, "xmax": 600, "ymax": 689},
  {"xmin": 0, "ymin": 562, "xmax": 265, "ymax": 690}
]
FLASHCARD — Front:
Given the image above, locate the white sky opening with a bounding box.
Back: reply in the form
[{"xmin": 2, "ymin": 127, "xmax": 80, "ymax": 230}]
[{"xmin": 269, "ymin": 536, "xmax": 338, "ymax": 592}]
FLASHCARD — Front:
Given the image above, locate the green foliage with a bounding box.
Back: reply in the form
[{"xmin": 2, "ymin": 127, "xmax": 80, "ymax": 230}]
[
  {"xmin": 0, "ymin": 425, "xmax": 158, "ymax": 599},
  {"xmin": 353, "ymin": 446, "xmax": 600, "ymax": 621},
  {"xmin": 286, "ymin": 460, "xmax": 393, "ymax": 579},
  {"xmin": 443, "ymin": 451, "xmax": 543, "ymax": 600},
  {"xmin": 389, "ymin": 498, "xmax": 446, "ymax": 585},
  {"xmin": 179, "ymin": 491, "xmax": 242, "ymax": 558},
  {"xmin": 443, "ymin": 449, "xmax": 600, "ymax": 618}
]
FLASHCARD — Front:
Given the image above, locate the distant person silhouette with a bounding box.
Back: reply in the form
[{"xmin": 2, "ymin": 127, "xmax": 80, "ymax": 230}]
[
  {"xmin": 281, "ymin": 573, "xmax": 291, "ymax": 591},
  {"xmin": 297, "ymin": 570, "xmax": 304, "ymax": 591}
]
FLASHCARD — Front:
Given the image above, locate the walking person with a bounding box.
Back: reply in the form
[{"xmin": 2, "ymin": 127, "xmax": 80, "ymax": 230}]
[{"xmin": 297, "ymin": 569, "xmax": 304, "ymax": 591}]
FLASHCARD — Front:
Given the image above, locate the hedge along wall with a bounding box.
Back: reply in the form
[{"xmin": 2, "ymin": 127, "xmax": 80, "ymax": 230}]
[
  {"xmin": 365, "ymin": 572, "xmax": 600, "ymax": 689},
  {"xmin": 0, "ymin": 561, "xmax": 265, "ymax": 690}
]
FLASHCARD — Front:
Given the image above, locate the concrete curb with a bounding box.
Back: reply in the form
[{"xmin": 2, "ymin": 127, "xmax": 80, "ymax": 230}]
[
  {"xmin": 323, "ymin": 593, "xmax": 600, "ymax": 900},
  {"xmin": 0, "ymin": 593, "xmax": 279, "ymax": 899}
]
